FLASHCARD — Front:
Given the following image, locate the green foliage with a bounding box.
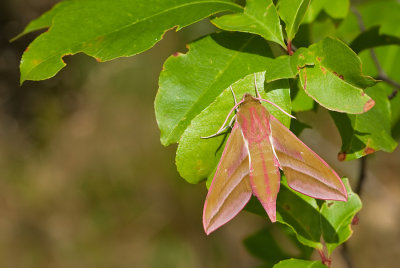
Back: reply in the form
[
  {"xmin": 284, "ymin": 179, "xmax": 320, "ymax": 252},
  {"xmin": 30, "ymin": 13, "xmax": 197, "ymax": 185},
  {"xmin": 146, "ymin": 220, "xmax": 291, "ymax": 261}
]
[
  {"xmin": 15, "ymin": 0, "xmax": 400, "ymax": 266},
  {"xmin": 244, "ymin": 225, "xmax": 313, "ymax": 267},
  {"xmin": 273, "ymin": 259, "xmax": 327, "ymax": 268},
  {"xmin": 17, "ymin": 0, "xmax": 241, "ymax": 83},
  {"xmin": 175, "ymin": 72, "xmax": 291, "ymax": 184},
  {"xmin": 331, "ymin": 85, "xmax": 397, "ymax": 160},
  {"xmin": 246, "ymin": 178, "xmax": 361, "ymax": 254},
  {"xmin": 277, "ymin": 0, "xmax": 311, "ymax": 41},
  {"xmin": 212, "ymin": 0, "xmax": 286, "ymax": 48},
  {"xmin": 155, "ymin": 32, "xmax": 276, "ymax": 146},
  {"xmin": 299, "ymin": 37, "xmax": 376, "ymax": 114}
]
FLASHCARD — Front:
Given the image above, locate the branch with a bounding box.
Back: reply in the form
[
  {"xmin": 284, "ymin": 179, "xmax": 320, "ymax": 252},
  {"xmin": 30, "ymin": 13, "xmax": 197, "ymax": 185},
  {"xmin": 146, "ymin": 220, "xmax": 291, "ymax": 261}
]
[
  {"xmin": 341, "ymin": 243, "xmax": 354, "ymax": 268},
  {"xmin": 355, "ymin": 156, "xmax": 367, "ymax": 196}
]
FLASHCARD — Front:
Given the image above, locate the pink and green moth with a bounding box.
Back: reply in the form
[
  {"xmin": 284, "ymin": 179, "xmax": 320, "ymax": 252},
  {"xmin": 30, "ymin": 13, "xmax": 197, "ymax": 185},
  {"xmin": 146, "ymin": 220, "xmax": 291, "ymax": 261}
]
[{"xmin": 202, "ymin": 78, "xmax": 348, "ymax": 235}]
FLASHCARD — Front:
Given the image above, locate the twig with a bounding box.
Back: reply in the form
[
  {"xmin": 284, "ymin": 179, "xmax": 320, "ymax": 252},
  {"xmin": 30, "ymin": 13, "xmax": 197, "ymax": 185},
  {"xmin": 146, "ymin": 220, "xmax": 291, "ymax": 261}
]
[
  {"xmin": 341, "ymin": 243, "xmax": 354, "ymax": 268},
  {"xmin": 355, "ymin": 156, "xmax": 367, "ymax": 195}
]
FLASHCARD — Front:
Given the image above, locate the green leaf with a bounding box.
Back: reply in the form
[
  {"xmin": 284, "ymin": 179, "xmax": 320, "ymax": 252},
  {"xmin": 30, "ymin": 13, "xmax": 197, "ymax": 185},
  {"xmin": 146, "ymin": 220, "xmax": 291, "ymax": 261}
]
[
  {"xmin": 11, "ymin": 1, "xmax": 72, "ymax": 42},
  {"xmin": 277, "ymin": 0, "xmax": 311, "ymax": 41},
  {"xmin": 335, "ymin": 1, "xmax": 400, "ymax": 47},
  {"xmin": 321, "ymin": 181, "xmax": 362, "ymax": 255},
  {"xmin": 246, "ymin": 178, "xmax": 361, "ymax": 253},
  {"xmin": 244, "ymin": 225, "xmax": 313, "ymax": 266},
  {"xmin": 299, "ymin": 37, "xmax": 376, "ymax": 114},
  {"xmin": 358, "ymin": 45, "xmax": 400, "ymax": 88},
  {"xmin": 273, "ymin": 259, "xmax": 326, "ymax": 268},
  {"xmin": 290, "ymin": 78, "xmax": 315, "ymax": 112},
  {"xmin": 334, "ymin": 11, "xmax": 360, "ymax": 43},
  {"xmin": 303, "ymin": 0, "xmax": 327, "ymax": 24},
  {"xmin": 309, "ymin": 14, "xmax": 337, "ymax": 43},
  {"xmin": 212, "ymin": 0, "xmax": 286, "ymax": 48},
  {"xmin": 18, "ymin": 0, "xmax": 241, "ymax": 83},
  {"xmin": 244, "ymin": 227, "xmax": 291, "ymax": 265},
  {"xmin": 350, "ymin": 27, "xmax": 400, "ymax": 54},
  {"xmin": 357, "ymin": 45, "xmax": 400, "ymax": 140},
  {"xmin": 175, "ymin": 72, "xmax": 291, "ymax": 183},
  {"xmin": 323, "ymin": 0, "xmax": 349, "ymax": 19},
  {"xmin": 155, "ymin": 32, "xmax": 277, "ymax": 146},
  {"xmin": 360, "ymin": 0, "xmax": 400, "ymax": 39},
  {"xmin": 303, "ymin": 0, "xmax": 349, "ymax": 24},
  {"xmin": 264, "ymin": 47, "xmax": 314, "ymax": 82},
  {"xmin": 263, "ymin": 37, "xmax": 375, "ymax": 114},
  {"xmin": 330, "ymin": 85, "xmax": 397, "ymax": 161}
]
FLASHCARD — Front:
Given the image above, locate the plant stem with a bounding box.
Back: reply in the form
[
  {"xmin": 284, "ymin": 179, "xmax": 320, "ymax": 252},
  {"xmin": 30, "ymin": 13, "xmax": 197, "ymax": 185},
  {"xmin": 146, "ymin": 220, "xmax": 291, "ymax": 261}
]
[
  {"xmin": 355, "ymin": 156, "xmax": 367, "ymax": 195},
  {"xmin": 317, "ymin": 248, "xmax": 332, "ymax": 268},
  {"xmin": 287, "ymin": 40, "xmax": 293, "ymax": 56},
  {"xmin": 341, "ymin": 243, "xmax": 354, "ymax": 268},
  {"xmin": 341, "ymin": 156, "xmax": 367, "ymax": 268}
]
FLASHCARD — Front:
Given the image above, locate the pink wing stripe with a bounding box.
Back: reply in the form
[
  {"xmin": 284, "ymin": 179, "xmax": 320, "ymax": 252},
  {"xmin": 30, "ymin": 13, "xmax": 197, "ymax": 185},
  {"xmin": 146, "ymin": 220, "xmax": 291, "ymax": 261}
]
[
  {"xmin": 238, "ymin": 105, "xmax": 280, "ymax": 222},
  {"xmin": 203, "ymin": 122, "xmax": 252, "ymax": 235},
  {"xmin": 269, "ymin": 115, "xmax": 347, "ymax": 201}
]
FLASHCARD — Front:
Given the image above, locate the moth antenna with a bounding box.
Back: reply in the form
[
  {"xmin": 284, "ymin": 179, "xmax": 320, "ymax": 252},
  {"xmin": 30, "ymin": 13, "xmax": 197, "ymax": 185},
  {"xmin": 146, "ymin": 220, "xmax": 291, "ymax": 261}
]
[
  {"xmin": 201, "ymin": 98, "xmax": 245, "ymax": 139},
  {"xmin": 254, "ymin": 73, "xmax": 262, "ymax": 99},
  {"xmin": 257, "ymin": 98, "xmax": 296, "ymax": 119},
  {"xmin": 230, "ymin": 86, "xmax": 238, "ymax": 106},
  {"xmin": 201, "ymin": 115, "xmax": 236, "ymax": 139}
]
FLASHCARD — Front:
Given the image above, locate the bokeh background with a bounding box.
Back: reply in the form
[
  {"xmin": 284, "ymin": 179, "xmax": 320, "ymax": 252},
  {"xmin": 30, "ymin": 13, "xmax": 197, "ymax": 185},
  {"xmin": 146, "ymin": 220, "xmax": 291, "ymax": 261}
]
[{"xmin": 1, "ymin": 0, "xmax": 399, "ymax": 267}]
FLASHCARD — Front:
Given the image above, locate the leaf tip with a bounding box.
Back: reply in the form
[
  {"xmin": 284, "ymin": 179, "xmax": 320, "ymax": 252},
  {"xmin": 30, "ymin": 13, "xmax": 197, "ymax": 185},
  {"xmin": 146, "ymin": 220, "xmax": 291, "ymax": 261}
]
[
  {"xmin": 363, "ymin": 98, "xmax": 375, "ymax": 112},
  {"xmin": 363, "ymin": 147, "xmax": 376, "ymax": 155},
  {"xmin": 172, "ymin": 52, "xmax": 182, "ymax": 57}
]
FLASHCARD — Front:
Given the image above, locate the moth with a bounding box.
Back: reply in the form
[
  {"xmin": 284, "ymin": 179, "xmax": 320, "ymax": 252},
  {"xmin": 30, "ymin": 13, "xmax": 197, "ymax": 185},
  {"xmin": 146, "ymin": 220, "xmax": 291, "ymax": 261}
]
[{"xmin": 202, "ymin": 79, "xmax": 347, "ymax": 235}]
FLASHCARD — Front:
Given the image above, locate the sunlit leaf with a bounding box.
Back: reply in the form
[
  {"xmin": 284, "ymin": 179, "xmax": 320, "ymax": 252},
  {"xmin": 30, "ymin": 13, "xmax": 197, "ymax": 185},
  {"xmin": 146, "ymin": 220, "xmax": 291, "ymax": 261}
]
[
  {"xmin": 155, "ymin": 32, "xmax": 276, "ymax": 146},
  {"xmin": 212, "ymin": 0, "xmax": 286, "ymax": 47},
  {"xmin": 273, "ymin": 259, "xmax": 326, "ymax": 268},
  {"xmin": 277, "ymin": 0, "xmax": 311, "ymax": 41},
  {"xmin": 17, "ymin": 0, "xmax": 241, "ymax": 83},
  {"xmin": 175, "ymin": 72, "xmax": 291, "ymax": 183},
  {"xmin": 299, "ymin": 37, "xmax": 376, "ymax": 114}
]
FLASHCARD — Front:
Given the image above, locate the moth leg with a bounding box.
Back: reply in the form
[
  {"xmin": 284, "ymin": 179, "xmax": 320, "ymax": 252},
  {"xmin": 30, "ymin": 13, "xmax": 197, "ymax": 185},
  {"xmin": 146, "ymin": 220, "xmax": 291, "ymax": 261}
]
[
  {"xmin": 201, "ymin": 85, "xmax": 244, "ymax": 139},
  {"xmin": 201, "ymin": 114, "xmax": 236, "ymax": 139}
]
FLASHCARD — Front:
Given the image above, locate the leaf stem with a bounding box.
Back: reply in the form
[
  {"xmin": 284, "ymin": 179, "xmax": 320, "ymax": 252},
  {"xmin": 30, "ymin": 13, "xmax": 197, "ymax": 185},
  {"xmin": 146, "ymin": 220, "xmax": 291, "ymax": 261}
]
[
  {"xmin": 317, "ymin": 248, "xmax": 332, "ymax": 267},
  {"xmin": 287, "ymin": 40, "xmax": 293, "ymax": 55}
]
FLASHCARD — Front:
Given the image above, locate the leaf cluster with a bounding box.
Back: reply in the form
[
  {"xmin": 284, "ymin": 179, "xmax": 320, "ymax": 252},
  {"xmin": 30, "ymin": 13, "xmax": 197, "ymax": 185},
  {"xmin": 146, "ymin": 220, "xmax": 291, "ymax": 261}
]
[{"xmin": 15, "ymin": 0, "xmax": 400, "ymax": 266}]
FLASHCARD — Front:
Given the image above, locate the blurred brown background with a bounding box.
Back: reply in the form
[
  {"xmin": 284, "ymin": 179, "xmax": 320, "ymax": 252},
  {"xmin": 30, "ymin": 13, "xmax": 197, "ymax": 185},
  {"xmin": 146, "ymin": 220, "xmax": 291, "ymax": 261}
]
[{"xmin": 0, "ymin": 0, "xmax": 399, "ymax": 267}]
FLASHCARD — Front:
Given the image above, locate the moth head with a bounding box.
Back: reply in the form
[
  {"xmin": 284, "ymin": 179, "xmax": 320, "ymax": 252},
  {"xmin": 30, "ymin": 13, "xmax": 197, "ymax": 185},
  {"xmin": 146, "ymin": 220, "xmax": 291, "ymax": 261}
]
[{"xmin": 241, "ymin": 93, "xmax": 259, "ymax": 104}]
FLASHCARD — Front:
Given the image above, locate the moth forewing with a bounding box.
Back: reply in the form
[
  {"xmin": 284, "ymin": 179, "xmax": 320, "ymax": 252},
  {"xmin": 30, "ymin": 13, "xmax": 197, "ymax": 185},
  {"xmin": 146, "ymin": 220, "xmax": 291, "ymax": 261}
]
[{"xmin": 202, "ymin": 122, "xmax": 252, "ymax": 235}]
